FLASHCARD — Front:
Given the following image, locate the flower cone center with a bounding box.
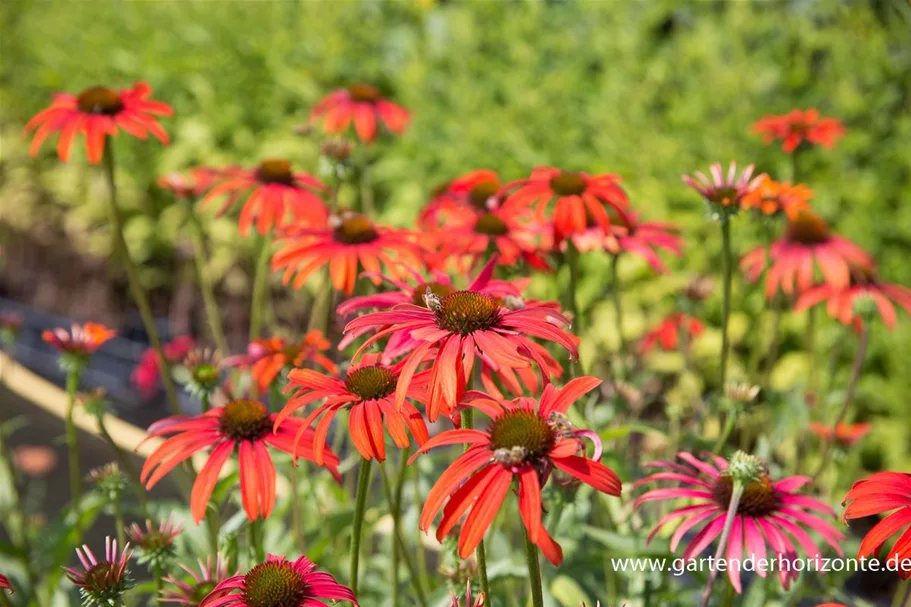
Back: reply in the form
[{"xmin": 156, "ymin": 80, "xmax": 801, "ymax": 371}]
[
  {"xmin": 786, "ymin": 210, "xmax": 831, "ymax": 244},
  {"xmin": 219, "ymin": 400, "xmax": 271, "ymax": 442},
  {"xmin": 712, "ymin": 474, "xmax": 780, "ymax": 517},
  {"xmin": 80, "ymin": 562, "xmax": 127, "ymax": 597},
  {"xmin": 550, "ymin": 172, "xmax": 586, "ymax": 196},
  {"xmin": 412, "ymin": 281, "xmax": 454, "ymax": 307},
  {"xmin": 348, "ymin": 83, "xmax": 380, "ymax": 102},
  {"xmin": 345, "ymin": 365, "xmax": 397, "ymax": 401},
  {"xmin": 474, "ymin": 213, "xmax": 510, "ymax": 236},
  {"xmin": 435, "ymin": 291, "xmax": 501, "ymax": 336},
  {"xmin": 334, "ymin": 213, "xmax": 379, "ymax": 245},
  {"xmin": 488, "ymin": 410, "xmax": 555, "ymax": 461},
  {"xmin": 191, "ymin": 363, "xmax": 220, "ymax": 388},
  {"xmin": 256, "ymin": 159, "xmax": 294, "ymax": 185},
  {"xmin": 242, "ymin": 562, "xmax": 306, "ymax": 607},
  {"xmin": 468, "ymin": 180, "xmax": 500, "ymax": 209},
  {"xmin": 77, "ymin": 86, "xmax": 124, "ymax": 115}
]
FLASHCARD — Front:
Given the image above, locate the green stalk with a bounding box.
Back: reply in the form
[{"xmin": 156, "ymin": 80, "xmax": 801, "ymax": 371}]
[
  {"xmin": 699, "ymin": 480, "xmax": 744, "ymax": 607},
  {"xmin": 524, "ymin": 530, "xmax": 544, "ymax": 607},
  {"xmin": 291, "ymin": 462, "xmax": 305, "ymax": 548},
  {"xmin": 201, "ymin": 392, "xmax": 211, "ymax": 414},
  {"xmin": 565, "ymin": 240, "xmax": 582, "ymax": 332},
  {"xmin": 0, "ymin": 592, "xmax": 11, "ymax": 607},
  {"xmin": 609, "ymin": 255, "xmax": 626, "ymax": 375},
  {"xmin": 183, "ymin": 200, "xmax": 228, "ymax": 354},
  {"xmin": 65, "ymin": 369, "xmax": 83, "ymax": 518},
  {"xmin": 712, "ymin": 407, "xmax": 737, "ymax": 455},
  {"xmin": 806, "ymin": 306, "xmax": 818, "ymax": 396},
  {"xmin": 359, "ymin": 159, "xmax": 376, "ymax": 216},
  {"xmin": 97, "ymin": 417, "xmax": 148, "ymax": 513},
  {"xmin": 761, "ymin": 298, "xmax": 783, "ymax": 388},
  {"xmin": 249, "ymin": 518, "xmax": 265, "ymax": 563},
  {"xmin": 413, "ymin": 464, "xmax": 431, "ymax": 595},
  {"xmin": 153, "ymin": 562, "xmax": 163, "ymax": 605},
  {"xmin": 113, "ymin": 490, "xmax": 126, "ymax": 547},
  {"xmin": 718, "ymin": 216, "xmax": 733, "ymax": 390},
  {"xmin": 349, "ymin": 458, "xmax": 373, "ymax": 595},
  {"xmin": 206, "ymin": 505, "xmax": 221, "ymax": 554},
  {"xmin": 101, "ymin": 142, "xmax": 181, "ymax": 415},
  {"xmin": 249, "ymin": 235, "xmax": 272, "ymax": 342},
  {"xmin": 378, "ymin": 458, "xmax": 428, "ymax": 607}
]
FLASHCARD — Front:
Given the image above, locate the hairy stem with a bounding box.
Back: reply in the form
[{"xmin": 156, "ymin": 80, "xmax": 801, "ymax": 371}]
[
  {"xmin": 349, "ymin": 458, "xmax": 373, "ymax": 595},
  {"xmin": 718, "ymin": 216, "xmax": 733, "ymax": 390},
  {"xmin": 699, "ymin": 481, "xmax": 744, "ymax": 607},
  {"xmin": 184, "ymin": 200, "xmax": 228, "ymax": 354},
  {"xmin": 525, "ymin": 530, "xmax": 544, "ymax": 607},
  {"xmin": 65, "ymin": 369, "xmax": 83, "ymax": 522},
  {"xmin": 249, "ymin": 235, "xmax": 272, "ymax": 342},
  {"xmin": 378, "ymin": 458, "xmax": 428, "ymax": 607}
]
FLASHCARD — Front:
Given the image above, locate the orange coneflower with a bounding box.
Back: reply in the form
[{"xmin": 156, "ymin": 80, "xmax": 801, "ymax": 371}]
[
  {"xmin": 808, "ymin": 422, "xmax": 871, "ymax": 447},
  {"xmin": 567, "ymin": 210, "xmax": 682, "ymax": 274},
  {"xmin": 640, "ymin": 313, "xmax": 704, "ymax": 353},
  {"xmin": 223, "ymin": 332, "xmax": 337, "ymax": 394},
  {"xmin": 310, "ymin": 84, "xmax": 410, "ymax": 143},
  {"xmin": 201, "ymin": 160, "xmax": 328, "ymax": 236},
  {"xmin": 505, "ymin": 167, "xmax": 629, "ymax": 237},
  {"xmin": 419, "ymin": 170, "xmax": 505, "ymax": 231},
  {"xmin": 741, "ymin": 176, "xmax": 813, "ymax": 219},
  {"xmin": 140, "ymin": 400, "xmax": 341, "ymax": 522},
  {"xmin": 274, "ymin": 354, "xmax": 429, "ymax": 464},
  {"xmin": 411, "ymin": 378, "xmax": 621, "ymax": 565},
  {"xmin": 25, "ymin": 82, "xmax": 172, "ymax": 164},
  {"xmin": 795, "ymin": 265, "xmax": 911, "ymax": 330},
  {"xmin": 343, "ymin": 260, "xmax": 578, "ymax": 421},
  {"xmin": 753, "ymin": 109, "xmax": 845, "ymax": 153},
  {"xmin": 272, "ymin": 211, "xmax": 424, "ymax": 295},
  {"xmin": 740, "ymin": 210, "xmax": 874, "ymax": 298},
  {"xmin": 842, "ymin": 472, "xmax": 911, "ymax": 579},
  {"xmin": 42, "ymin": 322, "xmax": 116, "ymax": 356}
]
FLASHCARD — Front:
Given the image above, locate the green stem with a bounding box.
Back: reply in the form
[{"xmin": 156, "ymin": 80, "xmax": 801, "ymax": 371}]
[
  {"xmin": 154, "ymin": 562, "xmax": 163, "ymax": 605},
  {"xmin": 892, "ymin": 579, "xmax": 911, "ymax": 607},
  {"xmin": 461, "ymin": 408, "xmax": 489, "ymax": 597},
  {"xmin": 712, "ymin": 406, "xmax": 737, "ymax": 455},
  {"xmin": 113, "ymin": 491, "xmax": 126, "ymax": 547},
  {"xmin": 413, "ymin": 463, "xmax": 431, "ymax": 596},
  {"xmin": 65, "ymin": 369, "xmax": 83, "ymax": 518},
  {"xmin": 761, "ymin": 298, "xmax": 783, "ymax": 388},
  {"xmin": 102, "ymin": 142, "xmax": 181, "ymax": 415},
  {"xmin": 609, "ymin": 255, "xmax": 626, "ymax": 375},
  {"xmin": 249, "ymin": 235, "xmax": 272, "ymax": 342},
  {"xmin": 206, "ymin": 505, "xmax": 221, "ymax": 554},
  {"xmin": 291, "ymin": 462, "xmax": 305, "ymax": 549},
  {"xmin": 719, "ymin": 217, "xmax": 733, "ymax": 390},
  {"xmin": 184, "ymin": 200, "xmax": 228, "ymax": 354},
  {"xmin": 378, "ymin": 459, "xmax": 428, "ymax": 607},
  {"xmin": 359, "ymin": 160, "xmax": 375, "ymax": 216},
  {"xmin": 806, "ymin": 305, "xmax": 817, "ymax": 397},
  {"xmin": 98, "ymin": 417, "xmax": 149, "ymax": 513},
  {"xmin": 349, "ymin": 458, "xmax": 373, "ymax": 596},
  {"xmin": 201, "ymin": 392, "xmax": 211, "ymax": 414},
  {"xmin": 524, "ymin": 530, "xmax": 544, "ymax": 607},
  {"xmin": 0, "ymin": 592, "xmax": 11, "ymax": 607},
  {"xmin": 699, "ymin": 481, "xmax": 744, "ymax": 607},
  {"xmin": 566, "ymin": 240, "xmax": 582, "ymax": 332},
  {"xmin": 248, "ymin": 518, "xmax": 265, "ymax": 563}
]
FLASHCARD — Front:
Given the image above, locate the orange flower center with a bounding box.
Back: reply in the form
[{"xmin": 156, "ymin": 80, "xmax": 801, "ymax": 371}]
[
  {"xmin": 345, "ymin": 365, "xmax": 397, "ymax": 401},
  {"xmin": 549, "ymin": 171, "xmax": 587, "ymax": 196},
  {"xmin": 468, "ymin": 180, "xmax": 501, "ymax": 209},
  {"xmin": 76, "ymin": 86, "xmax": 125, "ymax": 116},
  {"xmin": 256, "ymin": 159, "xmax": 295, "ymax": 185},
  {"xmin": 435, "ymin": 291, "xmax": 501, "ymax": 336},
  {"xmin": 711, "ymin": 473, "xmax": 780, "ymax": 517},
  {"xmin": 219, "ymin": 400, "xmax": 271, "ymax": 442},
  {"xmin": 333, "ymin": 213, "xmax": 380, "ymax": 245},
  {"xmin": 411, "ymin": 281, "xmax": 454, "ymax": 307},
  {"xmin": 474, "ymin": 213, "xmax": 510, "ymax": 236},
  {"xmin": 848, "ymin": 263, "xmax": 876, "ymax": 286},
  {"xmin": 786, "ymin": 210, "xmax": 830, "ymax": 244},
  {"xmin": 348, "ymin": 84, "xmax": 381, "ymax": 102},
  {"xmin": 488, "ymin": 410, "xmax": 556, "ymax": 463},
  {"xmin": 242, "ymin": 561, "xmax": 306, "ymax": 607}
]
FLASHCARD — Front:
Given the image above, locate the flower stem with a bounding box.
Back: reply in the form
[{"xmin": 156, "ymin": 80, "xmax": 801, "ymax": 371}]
[
  {"xmin": 65, "ymin": 369, "xmax": 83, "ymax": 519},
  {"xmin": 248, "ymin": 518, "xmax": 265, "ymax": 563},
  {"xmin": 378, "ymin": 457, "xmax": 428, "ymax": 607},
  {"xmin": 699, "ymin": 480, "xmax": 744, "ymax": 607},
  {"xmin": 359, "ymin": 159, "xmax": 375, "ymax": 216},
  {"xmin": 525, "ymin": 529, "xmax": 545, "ymax": 607},
  {"xmin": 206, "ymin": 505, "xmax": 221, "ymax": 554},
  {"xmin": 249, "ymin": 235, "xmax": 272, "ymax": 342},
  {"xmin": 101, "ymin": 142, "xmax": 181, "ymax": 416},
  {"xmin": 712, "ymin": 406, "xmax": 737, "ymax": 455},
  {"xmin": 806, "ymin": 305, "xmax": 818, "ymax": 397},
  {"xmin": 183, "ymin": 200, "xmax": 228, "ymax": 354},
  {"xmin": 112, "ymin": 489, "xmax": 126, "ymax": 547},
  {"xmin": 566, "ymin": 240, "xmax": 582, "ymax": 332},
  {"xmin": 892, "ymin": 579, "xmax": 911, "ymax": 607},
  {"xmin": 719, "ymin": 216, "xmax": 733, "ymax": 390},
  {"xmin": 761, "ymin": 297, "xmax": 783, "ymax": 388},
  {"xmin": 349, "ymin": 458, "xmax": 373, "ymax": 596},
  {"xmin": 609, "ymin": 255, "xmax": 626, "ymax": 374},
  {"xmin": 290, "ymin": 462, "xmax": 305, "ymax": 549},
  {"xmin": 811, "ymin": 323, "xmax": 870, "ymax": 482},
  {"xmin": 153, "ymin": 562, "xmax": 163, "ymax": 604},
  {"xmin": 97, "ymin": 417, "xmax": 148, "ymax": 514}
]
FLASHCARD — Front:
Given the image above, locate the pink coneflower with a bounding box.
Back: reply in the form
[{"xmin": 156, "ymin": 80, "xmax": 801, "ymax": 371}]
[
  {"xmin": 568, "ymin": 210, "xmax": 682, "ymax": 274},
  {"xmin": 199, "ymin": 554, "xmax": 357, "ymax": 607},
  {"xmin": 450, "ymin": 582, "xmax": 485, "ymax": 606},
  {"xmin": 640, "ymin": 313, "xmax": 704, "ymax": 353},
  {"xmin": 140, "ymin": 399, "xmax": 341, "ymax": 522},
  {"xmin": 272, "ymin": 211, "xmax": 424, "ymax": 295},
  {"xmin": 794, "ymin": 266, "xmax": 911, "ymax": 330},
  {"xmin": 808, "ymin": 422, "xmax": 871, "ymax": 447},
  {"xmin": 753, "ymin": 109, "xmax": 845, "ymax": 153},
  {"xmin": 343, "ymin": 260, "xmax": 578, "ymax": 421},
  {"xmin": 223, "ymin": 332, "xmax": 337, "ymax": 394},
  {"xmin": 635, "ymin": 452, "xmax": 844, "ymax": 592},
  {"xmin": 25, "ymin": 82, "xmax": 172, "ymax": 164},
  {"xmin": 310, "ymin": 83, "xmax": 409, "ymax": 143},
  {"xmin": 132, "ymin": 335, "xmax": 196, "ymax": 399},
  {"xmin": 201, "ymin": 160, "xmax": 328, "ymax": 236},
  {"xmin": 161, "ymin": 556, "xmax": 237, "ymax": 606},
  {"xmin": 63, "ymin": 537, "xmax": 134, "ymax": 606},
  {"xmin": 741, "ymin": 211, "xmax": 874, "ymax": 298},
  {"xmin": 505, "ymin": 167, "xmax": 630, "ymax": 237},
  {"xmin": 682, "ymin": 162, "xmax": 764, "ymax": 212},
  {"xmin": 158, "ymin": 169, "xmax": 218, "ymax": 199},
  {"xmin": 126, "ymin": 518, "xmax": 182, "ymax": 569},
  {"xmin": 842, "ymin": 472, "xmax": 911, "ymax": 579},
  {"xmin": 411, "ymin": 378, "xmax": 621, "ymax": 565},
  {"xmin": 42, "ymin": 322, "xmax": 116, "ymax": 356}
]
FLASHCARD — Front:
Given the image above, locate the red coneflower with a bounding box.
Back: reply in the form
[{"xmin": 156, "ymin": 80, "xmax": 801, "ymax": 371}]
[
  {"xmin": 440, "ymin": 200, "xmax": 549, "ymax": 270},
  {"xmin": 794, "ymin": 265, "xmax": 911, "ymax": 330},
  {"xmin": 140, "ymin": 399, "xmax": 341, "ymax": 523},
  {"xmin": 640, "ymin": 313, "xmax": 704, "ymax": 353},
  {"xmin": 201, "ymin": 160, "xmax": 327, "ymax": 236},
  {"xmin": 162, "ymin": 556, "xmax": 237, "ymax": 606},
  {"xmin": 0, "ymin": 573, "xmax": 11, "ymax": 594},
  {"xmin": 274, "ymin": 354, "xmax": 429, "ymax": 464},
  {"xmin": 158, "ymin": 169, "xmax": 219, "ymax": 199},
  {"xmin": 740, "ymin": 176, "xmax": 812, "ymax": 219},
  {"xmin": 344, "ymin": 261, "xmax": 578, "ymax": 421},
  {"xmin": 25, "ymin": 82, "xmax": 173, "ymax": 164},
  {"xmin": 419, "ymin": 170, "xmax": 506, "ymax": 231},
  {"xmin": 505, "ymin": 167, "xmax": 629, "ymax": 237},
  {"xmin": 411, "ymin": 378, "xmax": 620, "ymax": 565},
  {"xmin": 42, "ymin": 322, "xmax": 116, "ymax": 356},
  {"xmin": 310, "ymin": 84, "xmax": 410, "ymax": 143},
  {"xmin": 132, "ymin": 335, "xmax": 196, "ymax": 399},
  {"xmin": 842, "ymin": 472, "xmax": 911, "ymax": 579},
  {"xmin": 681, "ymin": 162, "xmax": 764, "ymax": 213},
  {"xmin": 64, "ymin": 537, "xmax": 134, "ymax": 606},
  {"xmin": 272, "ymin": 211, "xmax": 424, "ymax": 295},
  {"xmin": 199, "ymin": 554, "xmax": 357, "ymax": 607},
  {"xmin": 809, "ymin": 422, "xmax": 871, "ymax": 447},
  {"xmin": 753, "ymin": 109, "xmax": 846, "ymax": 153},
  {"xmin": 635, "ymin": 452, "xmax": 844, "ymax": 592},
  {"xmin": 740, "ymin": 210, "xmax": 874, "ymax": 298},
  {"xmin": 568, "ymin": 210, "xmax": 682, "ymax": 274},
  {"xmin": 126, "ymin": 518, "xmax": 182, "ymax": 569},
  {"xmin": 223, "ymin": 332, "xmax": 337, "ymax": 394}
]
